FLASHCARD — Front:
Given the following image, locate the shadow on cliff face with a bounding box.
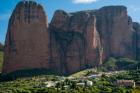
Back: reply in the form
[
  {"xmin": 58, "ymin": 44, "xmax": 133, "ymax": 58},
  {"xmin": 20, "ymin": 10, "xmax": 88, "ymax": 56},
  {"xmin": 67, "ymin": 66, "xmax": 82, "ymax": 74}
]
[
  {"xmin": 49, "ymin": 29, "xmax": 87, "ymax": 75},
  {"xmin": 0, "ymin": 68, "xmax": 63, "ymax": 81},
  {"xmin": 0, "ymin": 30, "xmax": 89, "ymax": 81},
  {"xmin": 0, "ymin": 43, "xmax": 3, "ymax": 51}
]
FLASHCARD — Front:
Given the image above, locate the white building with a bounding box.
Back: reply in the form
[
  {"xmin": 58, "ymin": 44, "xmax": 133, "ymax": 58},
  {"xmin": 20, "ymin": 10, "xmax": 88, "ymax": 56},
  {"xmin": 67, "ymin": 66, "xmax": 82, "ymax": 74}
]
[
  {"xmin": 86, "ymin": 80, "xmax": 93, "ymax": 87},
  {"xmin": 116, "ymin": 80, "xmax": 136, "ymax": 87},
  {"xmin": 44, "ymin": 81, "xmax": 56, "ymax": 88}
]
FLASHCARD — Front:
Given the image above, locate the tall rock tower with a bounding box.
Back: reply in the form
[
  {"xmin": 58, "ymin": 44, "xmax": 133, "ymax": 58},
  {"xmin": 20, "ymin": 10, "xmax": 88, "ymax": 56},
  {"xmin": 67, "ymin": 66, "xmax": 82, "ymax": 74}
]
[
  {"xmin": 95, "ymin": 6, "xmax": 135, "ymax": 59},
  {"xmin": 3, "ymin": 1, "xmax": 138, "ymax": 77},
  {"xmin": 2, "ymin": 1, "xmax": 50, "ymax": 74},
  {"xmin": 49, "ymin": 10, "xmax": 102, "ymax": 75}
]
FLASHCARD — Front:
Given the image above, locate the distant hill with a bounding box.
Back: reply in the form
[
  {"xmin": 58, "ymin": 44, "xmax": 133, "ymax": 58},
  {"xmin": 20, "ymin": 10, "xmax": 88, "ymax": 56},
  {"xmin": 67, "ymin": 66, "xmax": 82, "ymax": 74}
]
[
  {"xmin": 100, "ymin": 57, "xmax": 139, "ymax": 71},
  {"xmin": 0, "ymin": 43, "xmax": 3, "ymax": 51},
  {"xmin": 0, "ymin": 43, "xmax": 3, "ymax": 72},
  {"xmin": 0, "ymin": 51, "xmax": 3, "ymax": 72}
]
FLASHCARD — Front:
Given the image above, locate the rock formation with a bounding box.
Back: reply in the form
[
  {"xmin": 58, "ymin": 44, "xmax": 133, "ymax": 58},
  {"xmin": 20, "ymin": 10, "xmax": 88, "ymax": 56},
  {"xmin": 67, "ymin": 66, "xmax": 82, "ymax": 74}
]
[
  {"xmin": 2, "ymin": 1, "xmax": 50, "ymax": 74},
  {"xmin": 2, "ymin": 0, "xmax": 140, "ymax": 76},
  {"xmin": 133, "ymin": 22, "xmax": 140, "ymax": 60},
  {"xmin": 95, "ymin": 6, "xmax": 135, "ymax": 59},
  {"xmin": 49, "ymin": 10, "xmax": 101, "ymax": 74}
]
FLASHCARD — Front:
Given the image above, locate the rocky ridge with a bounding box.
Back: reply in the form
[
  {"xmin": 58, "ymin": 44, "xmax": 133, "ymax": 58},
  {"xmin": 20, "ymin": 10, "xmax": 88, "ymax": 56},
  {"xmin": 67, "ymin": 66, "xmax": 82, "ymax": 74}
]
[{"xmin": 2, "ymin": 1, "xmax": 140, "ymax": 76}]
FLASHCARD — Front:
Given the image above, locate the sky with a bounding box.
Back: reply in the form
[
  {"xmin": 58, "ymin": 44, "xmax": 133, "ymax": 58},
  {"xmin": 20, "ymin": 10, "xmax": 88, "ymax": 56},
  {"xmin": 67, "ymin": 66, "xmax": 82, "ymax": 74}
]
[{"xmin": 0, "ymin": 0, "xmax": 140, "ymax": 44}]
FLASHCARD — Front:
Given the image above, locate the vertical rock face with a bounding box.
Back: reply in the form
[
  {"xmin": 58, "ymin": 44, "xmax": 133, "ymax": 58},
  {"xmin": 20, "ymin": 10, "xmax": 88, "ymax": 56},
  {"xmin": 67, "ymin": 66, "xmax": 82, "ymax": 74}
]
[
  {"xmin": 2, "ymin": 1, "xmax": 140, "ymax": 76},
  {"xmin": 3, "ymin": 1, "xmax": 49, "ymax": 74},
  {"xmin": 50, "ymin": 10, "xmax": 102, "ymax": 74},
  {"xmin": 49, "ymin": 6, "xmax": 138, "ymax": 74},
  {"xmin": 95, "ymin": 6, "xmax": 135, "ymax": 59},
  {"xmin": 133, "ymin": 22, "xmax": 140, "ymax": 60}
]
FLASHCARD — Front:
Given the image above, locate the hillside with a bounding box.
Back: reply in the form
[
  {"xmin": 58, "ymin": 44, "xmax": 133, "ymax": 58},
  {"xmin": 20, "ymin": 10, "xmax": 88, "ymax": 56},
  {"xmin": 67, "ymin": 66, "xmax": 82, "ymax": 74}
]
[
  {"xmin": 0, "ymin": 51, "xmax": 3, "ymax": 72},
  {"xmin": 0, "ymin": 70, "xmax": 140, "ymax": 93},
  {"xmin": 100, "ymin": 57, "xmax": 139, "ymax": 71},
  {"xmin": 0, "ymin": 43, "xmax": 3, "ymax": 51}
]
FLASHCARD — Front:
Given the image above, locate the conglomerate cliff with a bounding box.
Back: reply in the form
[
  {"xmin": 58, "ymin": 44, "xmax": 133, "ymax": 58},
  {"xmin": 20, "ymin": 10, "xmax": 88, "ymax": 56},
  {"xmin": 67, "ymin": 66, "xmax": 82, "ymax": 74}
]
[{"xmin": 2, "ymin": 1, "xmax": 140, "ymax": 75}]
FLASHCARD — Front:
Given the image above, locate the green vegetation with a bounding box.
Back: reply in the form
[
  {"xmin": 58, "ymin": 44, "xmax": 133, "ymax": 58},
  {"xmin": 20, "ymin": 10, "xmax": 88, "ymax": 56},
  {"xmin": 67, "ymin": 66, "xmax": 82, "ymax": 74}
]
[
  {"xmin": 102, "ymin": 57, "xmax": 117, "ymax": 71},
  {"xmin": 115, "ymin": 70, "xmax": 140, "ymax": 83},
  {"xmin": 70, "ymin": 68, "xmax": 97, "ymax": 78},
  {"xmin": 99, "ymin": 57, "xmax": 139, "ymax": 71},
  {"xmin": 0, "ymin": 75, "xmax": 62, "ymax": 93},
  {"xmin": 0, "ymin": 54, "xmax": 140, "ymax": 93},
  {"xmin": 0, "ymin": 51, "xmax": 3, "ymax": 72},
  {"xmin": 0, "ymin": 70, "xmax": 140, "ymax": 93},
  {"xmin": 0, "ymin": 68, "xmax": 63, "ymax": 81}
]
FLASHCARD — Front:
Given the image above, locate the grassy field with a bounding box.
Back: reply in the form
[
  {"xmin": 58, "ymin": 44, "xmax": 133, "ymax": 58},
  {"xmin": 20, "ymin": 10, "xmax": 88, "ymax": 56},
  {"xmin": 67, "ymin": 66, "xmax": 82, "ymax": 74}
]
[
  {"xmin": 69, "ymin": 68, "xmax": 97, "ymax": 78},
  {"xmin": 0, "ymin": 51, "xmax": 3, "ymax": 72}
]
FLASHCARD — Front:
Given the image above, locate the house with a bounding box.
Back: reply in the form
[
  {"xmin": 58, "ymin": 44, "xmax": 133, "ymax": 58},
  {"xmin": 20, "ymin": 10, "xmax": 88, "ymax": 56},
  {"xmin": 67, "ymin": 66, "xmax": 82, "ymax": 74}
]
[
  {"xmin": 76, "ymin": 83, "xmax": 85, "ymax": 86},
  {"xmin": 76, "ymin": 80, "xmax": 93, "ymax": 87},
  {"xmin": 86, "ymin": 80, "xmax": 93, "ymax": 87},
  {"xmin": 88, "ymin": 74, "xmax": 101, "ymax": 78},
  {"xmin": 115, "ymin": 80, "xmax": 136, "ymax": 87},
  {"xmin": 44, "ymin": 81, "xmax": 56, "ymax": 88}
]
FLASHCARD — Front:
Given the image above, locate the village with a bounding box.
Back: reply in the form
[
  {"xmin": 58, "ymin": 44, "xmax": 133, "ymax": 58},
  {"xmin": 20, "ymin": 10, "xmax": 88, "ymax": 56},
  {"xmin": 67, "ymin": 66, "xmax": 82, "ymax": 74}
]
[
  {"xmin": 0, "ymin": 69, "xmax": 140, "ymax": 93},
  {"xmin": 40, "ymin": 70, "xmax": 136, "ymax": 90}
]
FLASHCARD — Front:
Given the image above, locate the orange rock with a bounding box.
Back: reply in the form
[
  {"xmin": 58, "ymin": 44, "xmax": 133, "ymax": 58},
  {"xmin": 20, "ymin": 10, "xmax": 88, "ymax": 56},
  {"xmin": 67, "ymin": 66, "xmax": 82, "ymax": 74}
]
[
  {"xmin": 2, "ymin": 1, "xmax": 139, "ymax": 76},
  {"xmin": 96, "ymin": 6, "xmax": 135, "ymax": 59},
  {"xmin": 50, "ymin": 10, "xmax": 102, "ymax": 74},
  {"xmin": 2, "ymin": 1, "xmax": 50, "ymax": 74}
]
